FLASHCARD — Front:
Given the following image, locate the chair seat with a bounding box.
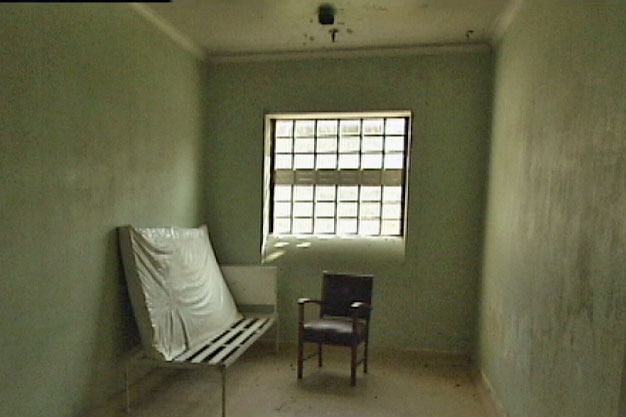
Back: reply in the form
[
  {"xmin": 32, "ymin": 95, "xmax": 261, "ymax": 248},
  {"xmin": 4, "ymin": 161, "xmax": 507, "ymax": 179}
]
[{"xmin": 303, "ymin": 318, "xmax": 367, "ymax": 345}]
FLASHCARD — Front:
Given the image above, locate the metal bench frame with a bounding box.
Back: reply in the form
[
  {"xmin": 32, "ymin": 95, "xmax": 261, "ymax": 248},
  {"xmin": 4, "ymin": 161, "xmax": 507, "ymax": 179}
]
[{"xmin": 124, "ymin": 266, "xmax": 279, "ymax": 417}]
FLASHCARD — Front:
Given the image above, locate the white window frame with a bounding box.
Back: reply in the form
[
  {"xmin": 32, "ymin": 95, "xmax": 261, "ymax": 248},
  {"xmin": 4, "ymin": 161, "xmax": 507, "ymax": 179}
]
[{"xmin": 262, "ymin": 111, "xmax": 412, "ymax": 246}]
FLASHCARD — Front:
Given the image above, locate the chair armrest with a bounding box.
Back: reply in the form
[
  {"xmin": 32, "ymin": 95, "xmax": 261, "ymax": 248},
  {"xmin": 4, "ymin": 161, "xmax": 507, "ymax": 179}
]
[
  {"xmin": 350, "ymin": 301, "xmax": 372, "ymax": 311},
  {"xmin": 298, "ymin": 298, "xmax": 322, "ymax": 326},
  {"xmin": 349, "ymin": 302, "xmax": 372, "ymax": 336},
  {"xmin": 298, "ymin": 298, "xmax": 322, "ymax": 305},
  {"xmin": 350, "ymin": 302, "xmax": 372, "ymax": 329}
]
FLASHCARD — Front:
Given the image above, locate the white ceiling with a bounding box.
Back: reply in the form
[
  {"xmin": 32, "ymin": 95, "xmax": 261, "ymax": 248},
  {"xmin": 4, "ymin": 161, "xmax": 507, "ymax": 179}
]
[{"xmin": 141, "ymin": 0, "xmax": 515, "ymax": 58}]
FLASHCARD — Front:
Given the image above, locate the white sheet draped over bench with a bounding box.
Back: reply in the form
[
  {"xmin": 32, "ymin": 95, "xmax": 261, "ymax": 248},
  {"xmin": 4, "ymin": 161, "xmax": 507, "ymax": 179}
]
[
  {"xmin": 118, "ymin": 225, "xmax": 278, "ymax": 417},
  {"xmin": 120, "ymin": 225, "xmax": 242, "ymax": 361}
]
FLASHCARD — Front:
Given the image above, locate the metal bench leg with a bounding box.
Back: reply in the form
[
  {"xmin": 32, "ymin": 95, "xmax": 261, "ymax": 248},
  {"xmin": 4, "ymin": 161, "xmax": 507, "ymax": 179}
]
[
  {"xmin": 221, "ymin": 365, "xmax": 227, "ymax": 417},
  {"xmin": 125, "ymin": 362, "xmax": 131, "ymax": 412},
  {"xmin": 318, "ymin": 343, "xmax": 323, "ymax": 367}
]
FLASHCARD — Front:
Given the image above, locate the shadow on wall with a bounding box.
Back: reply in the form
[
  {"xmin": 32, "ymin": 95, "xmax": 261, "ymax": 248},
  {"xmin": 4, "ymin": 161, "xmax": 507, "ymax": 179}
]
[{"xmin": 85, "ymin": 228, "xmax": 139, "ymax": 409}]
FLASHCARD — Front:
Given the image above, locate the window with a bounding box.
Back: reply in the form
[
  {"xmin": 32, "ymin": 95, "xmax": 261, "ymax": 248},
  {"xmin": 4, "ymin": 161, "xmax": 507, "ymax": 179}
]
[{"xmin": 263, "ymin": 111, "xmax": 411, "ymax": 239}]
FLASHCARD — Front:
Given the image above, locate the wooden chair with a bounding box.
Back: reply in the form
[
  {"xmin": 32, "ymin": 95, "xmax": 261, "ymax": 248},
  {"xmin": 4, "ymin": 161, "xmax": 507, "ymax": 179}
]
[{"xmin": 297, "ymin": 272, "xmax": 373, "ymax": 386}]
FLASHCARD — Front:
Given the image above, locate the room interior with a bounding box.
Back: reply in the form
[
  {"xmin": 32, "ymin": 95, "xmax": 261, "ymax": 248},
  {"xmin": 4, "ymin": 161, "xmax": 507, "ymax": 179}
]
[{"xmin": 1, "ymin": 2, "xmax": 624, "ymax": 417}]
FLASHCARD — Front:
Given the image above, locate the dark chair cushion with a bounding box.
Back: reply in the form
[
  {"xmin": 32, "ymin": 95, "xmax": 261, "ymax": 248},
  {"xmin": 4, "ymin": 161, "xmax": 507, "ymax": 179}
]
[{"xmin": 303, "ymin": 318, "xmax": 367, "ymax": 345}]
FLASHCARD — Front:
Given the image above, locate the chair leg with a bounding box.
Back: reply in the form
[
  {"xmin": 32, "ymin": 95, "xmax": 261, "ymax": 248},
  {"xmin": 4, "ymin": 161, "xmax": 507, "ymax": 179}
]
[
  {"xmin": 350, "ymin": 343, "xmax": 357, "ymax": 386},
  {"xmin": 364, "ymin": 339, "xmax": 369, "ymax": 374},
  {"xmin": 297, "ymin": 302, "xmax": 305, "ymax": 380},
  {"xmin": 297, "ymin": 338, "xmax": 304, "ymax": 379},
  {"xmin": 221, "ymin": 366, "xmax": 227, "ymax": 417},
  {"xmin": 318, "ymin": 343, "xmax": 323, "ymax": 367}
]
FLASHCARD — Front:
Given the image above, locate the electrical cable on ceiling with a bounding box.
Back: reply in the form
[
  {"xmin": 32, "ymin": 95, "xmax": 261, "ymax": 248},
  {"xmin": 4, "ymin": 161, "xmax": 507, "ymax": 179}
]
[{"xmin": 318, "ymin": 4, "xmax": 339, "ymax": 42}]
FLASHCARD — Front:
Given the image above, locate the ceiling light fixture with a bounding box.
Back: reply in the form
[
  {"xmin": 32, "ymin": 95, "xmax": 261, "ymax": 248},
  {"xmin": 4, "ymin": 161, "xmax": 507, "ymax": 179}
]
[
  {"xmin": 318, "ymin": 4, "xmax": 335, "ymax": 25},
  {"xmin": 318, "ymin": 4, "xmax": 340, "ymax": 43}
]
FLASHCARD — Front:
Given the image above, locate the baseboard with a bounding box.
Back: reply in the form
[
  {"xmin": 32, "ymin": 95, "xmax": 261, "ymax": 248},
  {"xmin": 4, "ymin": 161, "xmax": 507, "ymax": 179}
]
[{"xmin": 474, "ymin": 370, "xmax": 508, "ymax": 417}]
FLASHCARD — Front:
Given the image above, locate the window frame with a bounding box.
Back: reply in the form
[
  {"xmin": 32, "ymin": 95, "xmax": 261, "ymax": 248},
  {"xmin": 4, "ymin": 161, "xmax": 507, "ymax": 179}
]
[{"xmin": 263, "ymin": 111, "xmax": 412, "ymax": 245}]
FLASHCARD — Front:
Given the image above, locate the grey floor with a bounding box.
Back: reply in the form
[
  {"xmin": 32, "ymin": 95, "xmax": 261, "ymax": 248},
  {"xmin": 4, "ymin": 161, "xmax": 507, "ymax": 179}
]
[{"xmin": 87, "ymin": 343, "xmax": 492, "ymax": 417}]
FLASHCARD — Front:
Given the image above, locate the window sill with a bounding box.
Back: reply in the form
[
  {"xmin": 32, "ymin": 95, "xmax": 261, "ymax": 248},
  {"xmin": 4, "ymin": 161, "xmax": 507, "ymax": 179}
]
[{"xmin": 261, "ymin": 234, "xmax": 406, "ymax": 263}]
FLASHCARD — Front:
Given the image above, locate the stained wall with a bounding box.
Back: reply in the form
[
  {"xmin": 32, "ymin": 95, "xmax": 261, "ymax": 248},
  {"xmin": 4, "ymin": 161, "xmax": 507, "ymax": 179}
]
[
  {"xmin": 0, "ymin": 5, "xmax": 207, "ymax": 416},
  {"xmin": 478, "ymin": 3, "xmax": 626, "ymax": 416}
]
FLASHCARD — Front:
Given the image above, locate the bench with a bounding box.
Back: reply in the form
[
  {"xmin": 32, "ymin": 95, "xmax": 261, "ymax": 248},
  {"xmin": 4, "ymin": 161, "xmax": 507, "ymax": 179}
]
[{"xmin": 118, "ymin": 226, "xmax": 278, "ymax": 417}]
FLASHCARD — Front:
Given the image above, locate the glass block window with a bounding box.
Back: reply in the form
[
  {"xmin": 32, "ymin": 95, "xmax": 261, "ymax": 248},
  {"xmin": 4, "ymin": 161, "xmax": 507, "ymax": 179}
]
[{"xmin": 264, "ymin": 111, "xmax": 411, "ymax": 237}]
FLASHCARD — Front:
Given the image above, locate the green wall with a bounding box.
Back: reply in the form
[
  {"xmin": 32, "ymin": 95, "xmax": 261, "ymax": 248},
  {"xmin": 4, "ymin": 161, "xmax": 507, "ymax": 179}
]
[
  {"xmin": 204, "ymin": 51, "xmax": 493, "ymax": 352},
  {"xmin": 0, "ymin": 5, "xmax": 207, "ymax": 417},
  {"xmin": 9, "ymin": 4, "xmax": 621, "ymax": 417},
  {"xmin": 479, "ymin": 3, "xmax": 626, "ymax": 417}
]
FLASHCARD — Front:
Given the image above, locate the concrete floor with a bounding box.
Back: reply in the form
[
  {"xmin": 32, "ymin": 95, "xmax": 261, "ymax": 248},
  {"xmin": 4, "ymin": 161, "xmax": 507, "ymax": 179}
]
[{"xmin": 86, "ymin": 343, "xmax": 493, "ymax": 417}]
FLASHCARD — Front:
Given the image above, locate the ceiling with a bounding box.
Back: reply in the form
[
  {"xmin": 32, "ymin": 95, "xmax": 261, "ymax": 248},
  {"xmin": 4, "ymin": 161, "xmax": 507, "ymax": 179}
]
[{"xmin": 142, "ymin": 0, "xmax": 515, "ymax": 58}]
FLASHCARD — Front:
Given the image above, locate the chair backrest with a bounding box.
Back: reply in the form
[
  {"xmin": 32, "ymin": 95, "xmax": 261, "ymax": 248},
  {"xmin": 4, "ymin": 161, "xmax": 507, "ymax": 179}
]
[{"xmin": 320, "ymin": 272, "xmax": 373, "ymax": 320}]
